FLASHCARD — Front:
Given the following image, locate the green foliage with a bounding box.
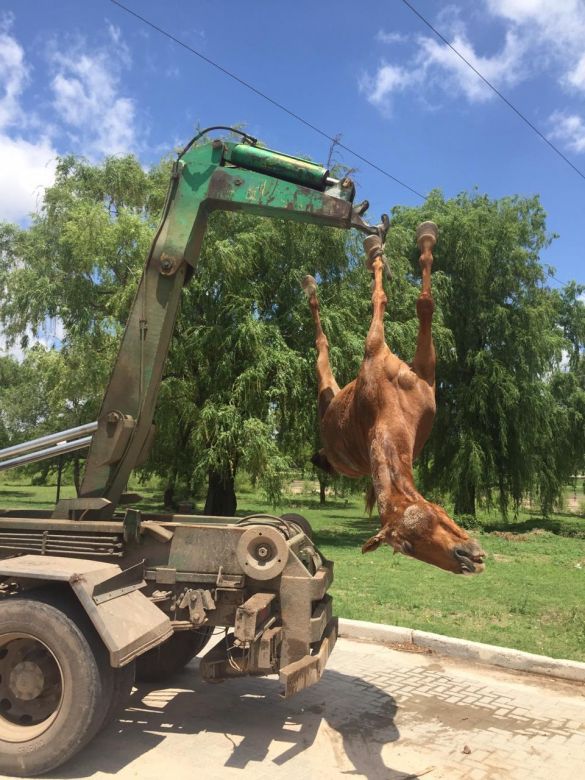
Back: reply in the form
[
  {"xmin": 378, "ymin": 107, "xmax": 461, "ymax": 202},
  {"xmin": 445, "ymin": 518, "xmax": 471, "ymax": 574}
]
[
  {"xmin": 1, "ymin": 151, "xmax": 583, "ymax": 517},
  {"xmin": 0, "ymin": 148, "xmax": 423, "ymax": 508},
  {"xmin": 0, "ymin": 355, "xmax": 20, "ymax": 447},
  {"xmin": 389, "ymin": 190, "xmax": 581, "ymax": 516}
]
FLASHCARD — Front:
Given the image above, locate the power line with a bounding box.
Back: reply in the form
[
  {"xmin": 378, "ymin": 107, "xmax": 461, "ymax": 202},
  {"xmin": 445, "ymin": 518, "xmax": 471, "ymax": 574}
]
[
  {"xmin": 399, "ymin": 0, "xmax": 585, "ymax": 184},
  {"xmin": 107, "ymin": 0, "xmax": 579, "ymax": 290},
  {"xmin": 108, "ymin": 0, "xmax": 425, "ymax": 199},
  {"xmin": 549, "ymin": 273, "xmax": 576, "ymax": 289}
]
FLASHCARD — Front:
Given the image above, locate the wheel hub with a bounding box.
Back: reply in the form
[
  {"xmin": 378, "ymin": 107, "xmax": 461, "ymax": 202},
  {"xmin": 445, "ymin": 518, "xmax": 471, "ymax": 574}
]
[
  {"xmin": 9, "ymin": 661, "xmax": 45, "ymax": 701},
  {"xmin": 0, "ymin": 634, "xmax": 63, "ymax": 741}
]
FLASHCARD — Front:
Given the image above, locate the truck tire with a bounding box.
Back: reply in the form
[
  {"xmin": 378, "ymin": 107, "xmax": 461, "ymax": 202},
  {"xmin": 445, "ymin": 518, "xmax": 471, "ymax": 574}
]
[
  {"xmin": 0, "ymin": 595, "xmax": 109, "ymax": 777},
  {"xmin": 135, "ymin": 627, "xmax": 213, "ymax": 683},
  {"xmin": 99, "ymin": 661, "xmax": 135, "ymax": 731}
]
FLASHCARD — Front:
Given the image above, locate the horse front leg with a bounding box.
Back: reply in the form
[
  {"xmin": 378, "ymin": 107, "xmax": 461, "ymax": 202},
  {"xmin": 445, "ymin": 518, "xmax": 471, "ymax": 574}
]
[
  {"xmin": 302, "ymin": 275, "xmax": 340, "ymax": 419},
  {"xmin": 412, "ymin": 221, "xmax": 438, "ymax": 388}
]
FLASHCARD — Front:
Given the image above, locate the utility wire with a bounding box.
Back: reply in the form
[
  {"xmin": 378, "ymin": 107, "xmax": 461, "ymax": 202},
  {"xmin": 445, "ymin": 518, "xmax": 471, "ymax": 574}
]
[
  {"xmin": 549, "ymin": 273, "xmax": 574, "ymax": 289},
  {"xmin": 108, "ymin": 0, "xmax": 578, "ymax": 290},
  {"xmin": 108, "ymin": 0, "xmax": 425, "ymax": 199},
  {"xmin": 399, "ymin": 0, "xmax": 585, "ymax": 183}
]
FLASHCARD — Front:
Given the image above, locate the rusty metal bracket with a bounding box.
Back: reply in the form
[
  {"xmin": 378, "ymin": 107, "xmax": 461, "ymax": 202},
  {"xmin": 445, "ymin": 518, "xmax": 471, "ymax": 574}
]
[
  {"xmin": 123, "ymin": 508, "xmax": 141, "ymax": 544},
  {"xmin": 279, "ymin": 617, "xmax": 338, "ymax": 698},
  {"xmin": 216, "ymin": 566, "xmax": 245, "ymax": 588},
  {"xmin": 351, "ymin": 209, "xmax": 390, "ymax": 241},
  {"xmin": 92, "ymin": 560, "xmax": 146, "ymax": 605},
  {"xmin": 234, "ymin": 592, "xmax": 275, "ymax": 643},
  {"xmin": 52, "ymin": 497, "xmax": 112, "ymax": 521},
  {"xmin": 178, "ymin": 588, "xmax": 216, "ymax": 626}
]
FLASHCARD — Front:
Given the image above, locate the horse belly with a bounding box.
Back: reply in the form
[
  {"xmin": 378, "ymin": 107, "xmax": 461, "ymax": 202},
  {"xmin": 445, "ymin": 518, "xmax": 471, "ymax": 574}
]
[{"xmin": 320, "ymin": 385, "xmax": 370, "ymax": 476}]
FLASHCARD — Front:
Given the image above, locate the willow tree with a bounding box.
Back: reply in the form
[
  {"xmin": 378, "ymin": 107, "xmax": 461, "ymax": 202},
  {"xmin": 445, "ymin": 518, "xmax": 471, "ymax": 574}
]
[
  {"xmin": 543, "ymin": 282, "xmax": 585, "ymax": 509},
  {"xmin": 0, "ymin": 355, "xmax": 20, "ymax": 448},
  {"xmin": 0, "ymin": 148, "xmax": 428, "ymax": 512},
  {"xmin": 389, "ymin": 190, "xmax": 566, "ymax": 516}
]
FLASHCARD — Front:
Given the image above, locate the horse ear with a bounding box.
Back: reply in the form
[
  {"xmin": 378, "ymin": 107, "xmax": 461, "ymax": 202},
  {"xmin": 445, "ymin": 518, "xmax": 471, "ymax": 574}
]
[{"xmin": 362, "ymin": 532, "xmax": 384, "ymax": 554}]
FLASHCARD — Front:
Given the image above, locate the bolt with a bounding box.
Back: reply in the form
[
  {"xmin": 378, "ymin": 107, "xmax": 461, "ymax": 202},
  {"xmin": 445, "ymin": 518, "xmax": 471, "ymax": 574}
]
[
  {"xmin": 160, "ymin": 259, "xmax": 173, "ymax": 272},
  {"xmin": 256, "ymin": 544, "xmax": 270, "ymax": 560}
]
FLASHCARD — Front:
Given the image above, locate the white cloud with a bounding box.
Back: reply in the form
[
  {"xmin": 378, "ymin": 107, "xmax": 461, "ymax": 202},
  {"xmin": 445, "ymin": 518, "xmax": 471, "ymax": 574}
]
[
  {"xmin": 376, "ymin": 30, "xmax": 408, "ymax": 45},
  {"xmin": 0, "ymin": 133, "xmax": 57, "ymax": 221},
  {"xmin": 0, "ymin": 27, "xmax": 57, "ymax": 223},
  {"xmin": 486, "ymin": 0, "xmax": 585, "ymax": 90},
  {"xmin": 486, "ymin": 0, "xmax": 585, "ymax": 41},
  {"xmin": 419, "ymin": 30, "xmax": 525, "ymax": 103},
  {"xmin": 50, "ymin": 48, "xmax": 136, "ymax": 157},
  {"xmin": 0, "ymin": 23, "xmax": 141, "ymax": 223},
  {"xmin": 549, "ymin": 111, "xmax": 585, "ymax": 153},
  {"xmin": 359, "ymin": 63, "xmax": 419, "ymax": 112},
  {"xmin": 0, "ymin": 29, "xmax": 28, "ymax": 129},
  {"xmin": 362, "ymin": 1, "xmax": 585, "ymax": 123},
  {"xmin": 361, "ymin": 25, "xmax": 525, "ymax": 111},
  {"xmin": 567, "ymin": 54, "xmax": 585, "ymax": 91},
  {"xmin": 0, "ymin": 318, "xmax": 63, "ymax": 361}
]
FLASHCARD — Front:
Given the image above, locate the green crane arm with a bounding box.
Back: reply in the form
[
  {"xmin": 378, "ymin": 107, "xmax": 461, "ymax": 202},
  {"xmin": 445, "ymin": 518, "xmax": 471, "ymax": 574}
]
[{"xmin": 65, "ymin": 136, "xmax": 386, "ymax": 519}]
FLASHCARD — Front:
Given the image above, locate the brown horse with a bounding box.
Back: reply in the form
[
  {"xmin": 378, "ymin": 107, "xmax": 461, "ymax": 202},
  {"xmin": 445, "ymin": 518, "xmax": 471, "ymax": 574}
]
[{"xmin": 303, "ymin": 222, "xmax": 485, "ymax": 575}]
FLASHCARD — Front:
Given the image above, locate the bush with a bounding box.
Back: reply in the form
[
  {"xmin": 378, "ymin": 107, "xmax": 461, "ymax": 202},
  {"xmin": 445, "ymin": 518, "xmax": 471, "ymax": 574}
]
[{"xmin": 457, "ymin": 513, "xmax": 482, "ymax": 531}]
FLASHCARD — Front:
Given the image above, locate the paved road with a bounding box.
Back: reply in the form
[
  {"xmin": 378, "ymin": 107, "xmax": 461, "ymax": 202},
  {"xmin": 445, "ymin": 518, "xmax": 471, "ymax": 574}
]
[{"xmin": 10, "ymin": 636, "xmax": 585, "ymax": 780}]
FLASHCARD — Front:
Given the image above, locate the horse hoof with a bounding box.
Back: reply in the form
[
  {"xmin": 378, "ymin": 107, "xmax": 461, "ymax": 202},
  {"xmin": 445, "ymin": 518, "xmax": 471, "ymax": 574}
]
[
  {"xmin": 416, "ymin": 221, "xmax": 438, "ymax": 250},
  {"xmin": 301, "ymin": 275, "xmax": 318, "ymax": 297}
]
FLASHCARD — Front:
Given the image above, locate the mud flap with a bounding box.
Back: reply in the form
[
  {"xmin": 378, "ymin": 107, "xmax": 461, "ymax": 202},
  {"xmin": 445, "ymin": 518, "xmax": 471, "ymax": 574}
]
[
  {"xmin": 0, "ymin": 555, "xmax": 173, "ymax": 667},
  {"xmin": 279, "ymin": 617, "xmax": 338, "ymax": 698}
]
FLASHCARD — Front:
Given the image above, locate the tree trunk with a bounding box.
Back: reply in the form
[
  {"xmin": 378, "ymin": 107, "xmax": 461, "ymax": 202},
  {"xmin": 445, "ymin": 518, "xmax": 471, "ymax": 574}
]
[
  {"xmin": 204, "ymin": 469, "xmax": 237, "ymax": 516},
  {"xmin": 318, "ymin": 475, "xmax": 327, "ymax": 505},
  {"xmin": 163, "ymin": 464, "xmax": 178, "ymax": 510},
  {"xmin": 73, "ymin": 457, "xmax": 81, "ymax": 497},
  {"xmin": 163, "ymin": 482, "xmax": 176, "ymax": 510},
  {"xmin": 454, "ymin": 483, "xmax": 476, "ymax": 516}
]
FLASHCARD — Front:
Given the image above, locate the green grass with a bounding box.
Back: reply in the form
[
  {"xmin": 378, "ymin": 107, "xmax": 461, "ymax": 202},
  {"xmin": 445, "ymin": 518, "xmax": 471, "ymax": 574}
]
[{"xmin": 2, "ymin": 477, "xmax": 585, "ymax": 662}]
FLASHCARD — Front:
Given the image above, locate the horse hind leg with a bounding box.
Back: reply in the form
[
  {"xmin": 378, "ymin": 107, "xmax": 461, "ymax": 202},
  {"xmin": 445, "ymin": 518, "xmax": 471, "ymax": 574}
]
[
  {"xmin": 302, "ymin": 275, "xmax": 340, "ymax": 419},
  {"xmin": 412, "ymin": 221, "xmax": 438, "ymax": 388},
  {"xmin": 363, "ymin": 236, "xmax": 389, "ymax": 357}
]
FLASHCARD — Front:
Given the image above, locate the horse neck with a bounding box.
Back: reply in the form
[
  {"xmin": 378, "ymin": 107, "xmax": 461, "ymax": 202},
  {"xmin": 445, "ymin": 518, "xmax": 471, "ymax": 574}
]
[{"xmin": 369, "ymin": 430, "xmax": 422, "ymax": 515}]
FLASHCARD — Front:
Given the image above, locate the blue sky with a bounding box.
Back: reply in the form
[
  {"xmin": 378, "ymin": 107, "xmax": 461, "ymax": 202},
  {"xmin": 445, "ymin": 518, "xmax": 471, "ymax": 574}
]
[{"xmin": 1, "ymin": 0, "xmax": 584, "ymax": 292}]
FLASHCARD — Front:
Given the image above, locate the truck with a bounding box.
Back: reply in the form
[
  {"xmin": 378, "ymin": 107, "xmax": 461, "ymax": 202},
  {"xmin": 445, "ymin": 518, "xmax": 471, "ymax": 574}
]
[{"xmin": 0, "ymin": 127, "xmax": 388, "ymax": 777}]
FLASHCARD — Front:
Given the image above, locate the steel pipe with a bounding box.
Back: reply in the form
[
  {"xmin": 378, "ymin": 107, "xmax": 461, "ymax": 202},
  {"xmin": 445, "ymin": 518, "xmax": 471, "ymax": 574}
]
[
  {"xmin": 0, "ymin": 422, "xmax": 97, "ymax": 461},
  {"xmin": 0, "ymin": 436, "xmax": 93, "ymax": 472}
]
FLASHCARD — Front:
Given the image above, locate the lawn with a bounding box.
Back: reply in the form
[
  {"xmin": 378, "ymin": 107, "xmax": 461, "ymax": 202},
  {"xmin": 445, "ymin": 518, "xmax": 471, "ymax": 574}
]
[{"xmin": 1, "ymin": 476, "xmax": 585, "ymax": 662}]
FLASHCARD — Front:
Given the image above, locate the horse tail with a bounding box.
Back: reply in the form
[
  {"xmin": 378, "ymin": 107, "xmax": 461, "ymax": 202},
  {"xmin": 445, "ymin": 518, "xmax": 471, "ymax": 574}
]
[{"xmin": 365, "ymin": 482, "xmax": 376, "ymax": 516}]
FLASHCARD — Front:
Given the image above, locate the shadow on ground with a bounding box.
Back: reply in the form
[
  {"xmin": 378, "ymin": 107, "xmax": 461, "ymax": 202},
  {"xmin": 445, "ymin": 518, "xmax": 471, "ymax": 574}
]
[
  {"xmin": 0, "ymin": 489, "xmax": 37, "ymax": 500},
  {"xmin": 50, "ymin": 665, "xmax": 413, "ymax": 780}
]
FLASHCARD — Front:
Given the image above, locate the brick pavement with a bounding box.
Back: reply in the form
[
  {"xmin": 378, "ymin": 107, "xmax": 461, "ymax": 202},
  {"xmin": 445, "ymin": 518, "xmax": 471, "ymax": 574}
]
[{"xmin": 5, "ymin": 636, "xmax": 584, "ymax": 780}]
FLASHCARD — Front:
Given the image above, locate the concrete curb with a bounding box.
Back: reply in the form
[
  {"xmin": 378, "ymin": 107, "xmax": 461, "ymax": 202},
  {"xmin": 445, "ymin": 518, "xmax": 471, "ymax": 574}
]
[{"xmin": 338, "ymin": 618, "xmax": 585, "ymax": 683}]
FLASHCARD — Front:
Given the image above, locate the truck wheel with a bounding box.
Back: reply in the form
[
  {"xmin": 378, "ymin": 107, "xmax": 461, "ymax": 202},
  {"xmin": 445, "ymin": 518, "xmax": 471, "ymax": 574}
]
[
  {"xmin": 99, "ymin": 661, "xmax": 135, "ymax": 731},
  {"xmin": 136, "ymin": 627, "xmax": 213, "ymax": 683},
  {"xmin": 0, "ymin": 596, "xmax": 108, "ymax": 777}
]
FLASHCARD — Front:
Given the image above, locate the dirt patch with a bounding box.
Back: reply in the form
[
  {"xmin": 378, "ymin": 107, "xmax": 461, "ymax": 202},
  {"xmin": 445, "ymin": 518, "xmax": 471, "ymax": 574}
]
[
  {"xmin": 490, "ymin": 528, "xmax": 550, "ymax": 541},
  {"xmin": 491, "ymin": 531, "xmax": 530, "ymax": 541},
  {"xmin": 387, "ymin": 641, "xmax": 433, "ymax": 655}
]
